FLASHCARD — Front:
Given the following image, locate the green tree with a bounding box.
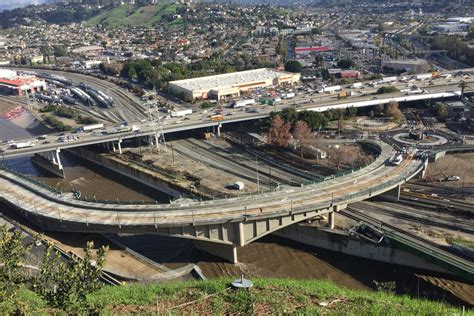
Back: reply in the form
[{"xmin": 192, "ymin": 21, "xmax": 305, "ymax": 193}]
[
  {"xmin": 36, "ymin": 241, "xmax": 108, "ymax": 312},
  {"xmin": 0, "ymin": 225, "xmax": 31, "ymax": 314},
  {"xmin": 53, "ymin": 45, "xmax": 67, "ymax": 57},
  {"xmin": 279, "ymin": 107, "xmax": 298, "ymax": 126},
  {"xmin": 376, "ymin": 86, "xmax": 399, "ymax": 94},
  {"xmin": 284, "ymin": 60, "xmax": 302, "ymax": 73},
  {"xmin": 340, "ymin": 78, "xmax": 351, "ymax": 85},
  {"xmin": 298, "ymin": 110, "xmax": 327, "ymax": 131},
  {"xmin": 337, "ymin": 58, "xmax": 355, "ymax": 69},
  {"xmin": 277, "ymin": 35, "xmax": 287, "ymax": 62},
  {"xmin": 435, "ymin": 103, "xmax": 448, "ymax": 122},
  {"xmin": 314, "ymin": 55, "xmax": 323, "ymax": 68}
]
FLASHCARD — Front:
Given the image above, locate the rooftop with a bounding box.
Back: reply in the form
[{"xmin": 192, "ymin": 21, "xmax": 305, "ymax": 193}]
[{"xmin": 170, "ymin": 68, "xmax": 296, "ymax": 91}]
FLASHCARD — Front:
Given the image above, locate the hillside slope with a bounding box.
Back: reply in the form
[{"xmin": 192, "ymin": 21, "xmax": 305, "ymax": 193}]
[
  {"xmin": 16, "ymin": 278, "xmax": 472, "ymax": 314},
  {"xmin": 86, "ymin": 2, "xmax": 182, "ymax": 28}
]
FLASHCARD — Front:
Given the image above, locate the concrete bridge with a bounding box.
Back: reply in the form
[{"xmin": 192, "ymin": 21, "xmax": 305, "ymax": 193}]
[
  {"xmin": 0, "ymin": 84, "xmax": 468, "ymax": 177},
  {"xmin": 0, "ymin": 140, "xmax": 426, "ymax": 263}
]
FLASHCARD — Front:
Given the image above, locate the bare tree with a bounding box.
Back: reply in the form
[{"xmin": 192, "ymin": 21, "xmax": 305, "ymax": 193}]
[
  {"xmin": 328, "ymin": 145, "xmax": 356, "ymax": 169},
  {"xmin": 292, "ymin": 120, "xmax": 313, "ymax": 158},
  {"xmin": 386, "ymin": 101, "xmax": 404, "ymax": 123},
  {"xmin": 268, "ymin": 115, "xmax": 292, "ymax": 147},
  {"xmin": 336, "ymin": 109, "xmax": 345, "ymax": 137}
]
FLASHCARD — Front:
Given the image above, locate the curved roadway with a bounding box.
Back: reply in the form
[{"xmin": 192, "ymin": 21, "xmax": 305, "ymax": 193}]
[{"xmin": 0, "ymin": 140, "xmax": 425, "ymax": 231}]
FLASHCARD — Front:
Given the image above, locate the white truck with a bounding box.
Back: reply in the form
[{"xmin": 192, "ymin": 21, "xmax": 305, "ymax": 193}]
[
  {"xmin": 284, "ymin": 92, "xmax": 296, "ymax": 99},
  {"xmin": 405, "ymin": 88, "xmax": 424, "ymax": 95},
  {"xmin": 318, "ymin": 85, "xmax": 342, "ymax": 93},
  {"xmin": 11, "ymin": 141, "xmax": 34, "ymax": 149},
  {"xmin": 416, "ymin": 73, "xmax": 432, "ymax": 81},
  {"xmin": 80, "ymin": 123, "xmax": 104, "ymax": 132},
  {"xmin": 232, "ymin": 99, "xmax": 255, "ymax": 108},
  {"xmin": 379, "ymin": 76, "xmax": 397, "ymax": 84},
  {"xmin": 351, "ymin": 82, "xmax": 363, "ymax": 89},
  {"xmin": 170, "ymin": 109, "xmax": 193, "ymax": 117}
]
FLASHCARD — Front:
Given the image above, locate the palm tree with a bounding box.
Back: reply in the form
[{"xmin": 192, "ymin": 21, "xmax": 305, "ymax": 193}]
[{"xmin": 460, "ymin": 80, "xmax": 466, "ymax": 97}]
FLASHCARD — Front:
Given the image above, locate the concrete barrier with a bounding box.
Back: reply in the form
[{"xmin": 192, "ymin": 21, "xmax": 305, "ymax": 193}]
[
  {"xmin": 273, "ymin": 224, "xmax": 450, "ymax": 273},
  {"xmin": 67, "ymin": 147, "xmax": 193, "ymax": 199}
]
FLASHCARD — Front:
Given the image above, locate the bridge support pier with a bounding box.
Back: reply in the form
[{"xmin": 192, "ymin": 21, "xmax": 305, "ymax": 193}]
[
  {"xmin": 194, "ymin": 240, "xmax": 238, "ymax": 264},
  {"xmin": 31, "ymin": 149, "xmax": 65, "ymax": 178},
  {"xmin": 380, "ymin": 184, "xmax": 402, "ymax": 202},
  {"xmin": 327, "ymin": 204, "xmax": 346, "ymax": 229},
  {"xmin": 117, "ymin": 139, "xmax": 122, "ymax": 155},
  {"xmin": 328, "ymin": 211, "xmax": 335, "ymax": 229},
  {"xmin": 216, "ymin": 123, "xmax": 222, "ymax": 137}
]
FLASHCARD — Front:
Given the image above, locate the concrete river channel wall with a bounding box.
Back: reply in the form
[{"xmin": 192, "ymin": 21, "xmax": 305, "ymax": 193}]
[
  {"xmin": 66, "ymin": 147, "xmax": 205, "ymax": 200},
  {"xmin": 274, "ymin": 224, "xmax": 450, "ymax": 274}
]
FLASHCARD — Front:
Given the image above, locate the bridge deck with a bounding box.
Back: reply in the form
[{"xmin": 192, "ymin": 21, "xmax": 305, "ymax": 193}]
[{"xmin": 0, "ymin": 141, "xmax": 424, "ymax": 234}]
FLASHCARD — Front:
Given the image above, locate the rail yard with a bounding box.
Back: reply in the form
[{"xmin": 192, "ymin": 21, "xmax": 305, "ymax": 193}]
[{"xmin": 0, "ymin": 66, "xmax": 473, "ymax": 307}]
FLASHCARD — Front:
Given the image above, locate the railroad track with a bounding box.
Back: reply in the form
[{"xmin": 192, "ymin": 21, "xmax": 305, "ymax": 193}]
[
  {"xmin": 349, "ymin": 201, "xmax": 474, "ymax": 234},
  {"xmin": 174, "ymin": 139, "xmax": 285, "ymax": 189},
  {"xmin": 225, "ymin": 134, "xmax": 333, "ymax": 179},
  {"xmin": 222, "ymin": 136, "xmax": 325, "ymax": 182},
  {"xmin": 341, "ymin": 208, "xmax": 474, "ymax": 276},
  {"xmin": 186, "ymin": 138, "xmax": 305, "ymax": 185}
]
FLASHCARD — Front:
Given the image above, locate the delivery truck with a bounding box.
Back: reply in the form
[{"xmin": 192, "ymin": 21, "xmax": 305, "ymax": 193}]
[
  {"xmin": 318, "ymin": 85, "xmax": 342, "ymax": 93},
  {"xmin": 170, "ymin": 109, "xmax": 193, "ymax": 117}
]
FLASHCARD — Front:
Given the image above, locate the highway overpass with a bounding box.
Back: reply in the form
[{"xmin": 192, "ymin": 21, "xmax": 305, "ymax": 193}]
[
  {"xmin": 0, "ymin": 140, "xmax": 426, "ymax": 263},
  {"xmin": 0, "ymin": 85, "xmax": 469, "ymax": 160}
]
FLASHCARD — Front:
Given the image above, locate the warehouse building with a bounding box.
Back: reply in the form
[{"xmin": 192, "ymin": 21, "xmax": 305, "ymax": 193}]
[
  {"xmin": 0, "ymin": 69, "xmax": 47, "ymax": 96},
  {"xmin": 169, "ymin": 68, "xmax": 300, "ymax": 101}
]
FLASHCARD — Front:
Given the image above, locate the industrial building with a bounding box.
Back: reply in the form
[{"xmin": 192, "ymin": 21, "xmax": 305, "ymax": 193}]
[
  {"xmin": 169, "ymin": 68, "xmax": 301, "ymax": 101},
  {"xmin": 381, "ymin": 59, "xmax": 430, "ymax": 74},
  {"xmin": 0, "ymin": 69, "xmax": 47, "ymax": 96}
]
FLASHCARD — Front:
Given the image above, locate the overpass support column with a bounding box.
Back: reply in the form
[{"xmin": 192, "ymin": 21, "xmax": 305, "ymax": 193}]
[
  {"xmin": 154, "ymin": 132, "xmax": 159, "ymax": 146},
  {"xmin": 194, "ymin": 240, "xmax": 238, "ymax": 264},
  {"xmin": 112, "ymin": 142, "xmax": 116, "ymax": 153},
  {"xmin": 216, "ymin": 123, "xmax": 222, "ymax": 137},
  {"xmin": 328, "ymin": 204, "xmax": 346, "ymax": 229},
  {"xmin": 328, "ymin": 211, "xmax": 335, "ymax": 229},
  {"xmin": 31, "ymin": 149, "xmax": 65, "ymax": 178},
  {"xmin": 380, "ymin": 184, "xmax": 402, "ymax": 202},
  {"xmin": 55, "ymin": 149, "xmax": 63, "ymax": 171},
  {"xmin": 117, "ymin": 139, "xmax": 122, "ymax": 155}
]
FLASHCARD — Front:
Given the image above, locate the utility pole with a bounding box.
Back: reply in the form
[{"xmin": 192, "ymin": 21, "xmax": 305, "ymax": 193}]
[
  {"xmin": 171, "ymin": 140, "xmax": 175, "ymax": 165},
  {"xmin": 256, "ymin": 155, "xmax": 260, "ymax": 193}
]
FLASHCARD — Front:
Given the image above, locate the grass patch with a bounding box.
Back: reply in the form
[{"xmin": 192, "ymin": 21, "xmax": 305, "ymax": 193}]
[
  {"xmin": 86, "ymin": 2, "xmax": 182, "ymax": 28},
  {"xmin": 452, "ymin": 238, "xmax": 474, "ymax": 250},
  {"xmin": 9, "ymin": 278, "xmax": 471, "ymax": 314}
]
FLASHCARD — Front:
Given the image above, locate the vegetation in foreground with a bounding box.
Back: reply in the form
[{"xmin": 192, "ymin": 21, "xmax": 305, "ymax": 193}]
[
  {"xmin": 0, "ymin": 224, "xmax": 470, "ymax": 314},
  {"xmin": 9, "ymin": 278, "xmax": 472, "ymax": 315}
]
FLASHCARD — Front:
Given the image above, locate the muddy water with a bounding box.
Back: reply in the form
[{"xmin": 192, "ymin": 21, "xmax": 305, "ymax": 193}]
[
  {"xmin": 1, "ymin": 113, "xmax": 169, "ymax": 203},
  {"xmin": 4, "ymin": 154, "xmax": 169, "ymax": 203}
]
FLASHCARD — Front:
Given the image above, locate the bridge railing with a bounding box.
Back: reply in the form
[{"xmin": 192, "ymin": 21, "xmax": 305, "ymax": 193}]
[{"xmin": 0, "ymin": 164, "xmax": 61, "ymax": 194}]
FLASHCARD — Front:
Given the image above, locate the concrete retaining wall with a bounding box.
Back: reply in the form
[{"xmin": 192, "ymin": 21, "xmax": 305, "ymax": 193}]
[
  {"xmin": 67, "ymin": 147, "xmax": 188, "ymax": 199},
  {"xmin": 273, "ymin": 224, "xmax": 449, "ymax": 273},
  {"xmin": 31, "ymin": 154, "xmax": 65, "ymax": 178}
]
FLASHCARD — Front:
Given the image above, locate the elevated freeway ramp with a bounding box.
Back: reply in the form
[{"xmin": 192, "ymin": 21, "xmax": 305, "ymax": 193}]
[{"xmin": 0, "ymin": 140, "xmax": 425, "ymax": 263}]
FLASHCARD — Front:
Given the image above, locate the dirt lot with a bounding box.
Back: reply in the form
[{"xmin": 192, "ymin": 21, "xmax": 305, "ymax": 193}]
[
  {"xmin": 424, "ymin": 153, "xmax": 474, "ymax": 190},
  {"xmin": 0, "ymin": 99, "xmax": 20, "ymax": 115}
]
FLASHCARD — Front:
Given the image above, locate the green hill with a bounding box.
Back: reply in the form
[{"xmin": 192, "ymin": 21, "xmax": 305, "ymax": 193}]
[
  {"xmin": 86, "ymin": 2, "xmax": 182, "ymax": 28},
  {"xmin": 14, "ymin": 278, "xmax": 471, "ymax": 314}
]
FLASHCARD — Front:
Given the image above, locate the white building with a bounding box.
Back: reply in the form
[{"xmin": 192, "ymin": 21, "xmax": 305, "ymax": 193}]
[{"xmin": 169, "ymin": 68, "xmax": 301, "ymax": 101}]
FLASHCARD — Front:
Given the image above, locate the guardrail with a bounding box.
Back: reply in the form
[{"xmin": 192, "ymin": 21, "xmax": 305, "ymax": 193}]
[{"xmin": 0, "ymin": 164, "xmax": 61, "ymax": 194}]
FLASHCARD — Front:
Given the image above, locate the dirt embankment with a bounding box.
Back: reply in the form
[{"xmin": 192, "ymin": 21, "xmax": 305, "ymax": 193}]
[{"xmin": 424, "ymin": 153, "xmax": 474, "ymax": 189}]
